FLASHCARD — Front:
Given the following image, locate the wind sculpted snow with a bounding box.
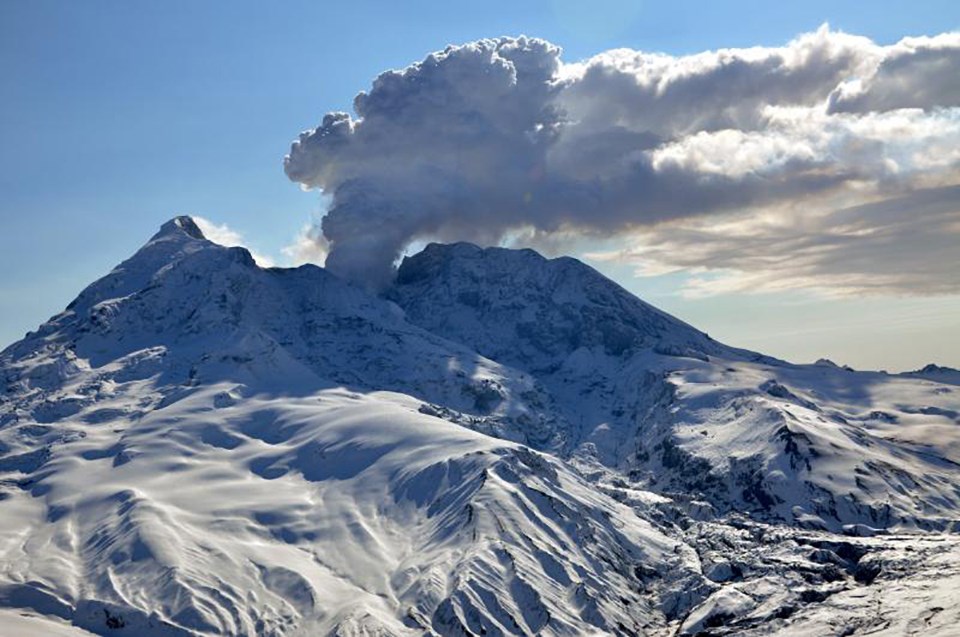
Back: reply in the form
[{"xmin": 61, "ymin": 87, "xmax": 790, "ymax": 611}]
[
  {"xmin": 389, "ymin": 242, "xmax": 960, "ymax": 531},
  {"xmin": 1, "ymin": 218, "xmax": 959, "ymax": 635}
]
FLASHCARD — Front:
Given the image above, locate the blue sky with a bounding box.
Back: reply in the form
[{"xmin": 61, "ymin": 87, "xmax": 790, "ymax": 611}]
[{"xmin": 2, "ymin": 0, "xmax": 958, "ymax": 370}]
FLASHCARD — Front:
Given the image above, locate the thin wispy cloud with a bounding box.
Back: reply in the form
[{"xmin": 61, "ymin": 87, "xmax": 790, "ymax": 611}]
[
  {"xmin": 281, "ymin": 223, "xmax": 329, "ymax": 266},
  {"xmin": 285, "ymin": 27, "xmax": 960, "ymax": 295},
  {"xmin": 193, "ymin": 216, "xmax": 276, "ymax": 268}
]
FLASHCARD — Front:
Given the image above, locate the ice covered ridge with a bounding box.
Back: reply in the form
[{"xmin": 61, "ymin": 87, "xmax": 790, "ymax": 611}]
[{"xmin": 1, "ymin": 217, "xmax": 959, "ymax": 636}]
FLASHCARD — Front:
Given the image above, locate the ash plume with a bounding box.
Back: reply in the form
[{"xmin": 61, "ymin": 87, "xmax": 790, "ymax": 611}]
[{"xmin": 285, "ymin": 29, "xmax": 960, "ymax": 294}]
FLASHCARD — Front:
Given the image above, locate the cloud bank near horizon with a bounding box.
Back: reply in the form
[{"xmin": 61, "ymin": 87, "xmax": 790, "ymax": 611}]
[{"xmin": 285, "ymin": 27, "xmax": 960, "ymax": 294}]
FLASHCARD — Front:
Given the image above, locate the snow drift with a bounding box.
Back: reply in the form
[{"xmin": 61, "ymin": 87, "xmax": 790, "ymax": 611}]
[{"xmin": 1, "ymin": 217, "xmax": 959, "ymax": 635}]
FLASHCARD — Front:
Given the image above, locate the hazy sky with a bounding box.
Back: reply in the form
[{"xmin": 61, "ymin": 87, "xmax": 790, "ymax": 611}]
[{"xmin": 2, "ymin": 0, "xmax": 958, "ymax": 371}]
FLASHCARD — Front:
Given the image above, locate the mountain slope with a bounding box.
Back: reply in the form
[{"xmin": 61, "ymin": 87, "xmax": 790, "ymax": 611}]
[
  {"xmin": 0, "ymin": 383, "xmax": 704, "ymax": 636},
  {"xmin": 388, "ymin": 242, "xmax": 960, "ymax": 531},
  {"xmin": 1, "ymin": 218, "xmax": 959, "ymax": 636},
  {"xmin": 389, "ymin": 242, "xmax": 741, "ymax": 370},
  {"xmin": 0, "ymin": 219, "xmax": 706, "ymax": 635}
]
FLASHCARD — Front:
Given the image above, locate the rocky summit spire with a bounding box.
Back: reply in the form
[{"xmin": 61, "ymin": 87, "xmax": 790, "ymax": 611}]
[{"xmin": 152, "ymin": 215, "xmax": 206, "ymax": 241}]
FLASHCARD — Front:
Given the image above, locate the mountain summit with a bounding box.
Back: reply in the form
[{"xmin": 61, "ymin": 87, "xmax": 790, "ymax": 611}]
[
  {"xmin": 1, "ymin": 218, "xmax": 959, "ymax": 636},
  {"xmin": 390, "ymin": 242, "xmax": 731, "ymax": 370}
]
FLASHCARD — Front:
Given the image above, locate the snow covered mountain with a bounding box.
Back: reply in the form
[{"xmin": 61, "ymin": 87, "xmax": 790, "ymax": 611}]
[
  {"xmin": 389, "ymin": 242, "xmax": 960, "ymax": 531},
  {"xmin": 1, "ymin": 217, "xmax": 959, "ymax": 636}
]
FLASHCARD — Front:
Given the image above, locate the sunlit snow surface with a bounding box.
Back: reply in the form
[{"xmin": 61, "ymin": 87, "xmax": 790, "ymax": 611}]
[{"xmin": 1, "ymin": 218, "xmax": 959, "ymax": 635}]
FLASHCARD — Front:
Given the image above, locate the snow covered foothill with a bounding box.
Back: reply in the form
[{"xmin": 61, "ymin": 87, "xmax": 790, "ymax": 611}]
[
  {"xmin": 0, "ymin": 381, "xmax": 699, "ymax": 635},
  {"xmin": 1, "ymin": 217, "xmax": 959, "ymax": 636}
]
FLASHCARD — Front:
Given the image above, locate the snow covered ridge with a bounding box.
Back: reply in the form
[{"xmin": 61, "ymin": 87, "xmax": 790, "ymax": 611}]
[
  {"xmin": 388, "ymin": 241, "xmax": 960, "ymax": 532},
  {"xmin": 1, "ymin": 217, "xmax": 959, "ymax": 636}
]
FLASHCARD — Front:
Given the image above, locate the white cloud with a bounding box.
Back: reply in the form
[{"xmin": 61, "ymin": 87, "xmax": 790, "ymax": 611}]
[
  {"xmin": 593, "ymin": 186, "xmax": 960, "ymax": 298},
  {"xmin": 192, "ymin": 216, "xmax": 276, "ymax": 268},
  {"xmin": 827, "ymin": 33, "xmax": 960, "ymax": 113},
  {"xmin": 281, "ymin": 223, "xmax": 329, "ymax": 266}
]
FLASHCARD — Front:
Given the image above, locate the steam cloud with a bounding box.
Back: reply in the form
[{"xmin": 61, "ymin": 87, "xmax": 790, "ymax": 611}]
[{"xmin": 285, "ymin": 28, "xmax": 960, "ymax": 294}]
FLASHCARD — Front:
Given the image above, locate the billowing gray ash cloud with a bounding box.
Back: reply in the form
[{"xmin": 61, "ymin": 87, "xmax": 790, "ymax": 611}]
[
  {"xmin": 285, "ymin": 37, "xmax": 567, "ymax": 289},
  {"xmin": 285, "ymin": 29, "xmax": 960, "ymax": 293}
]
